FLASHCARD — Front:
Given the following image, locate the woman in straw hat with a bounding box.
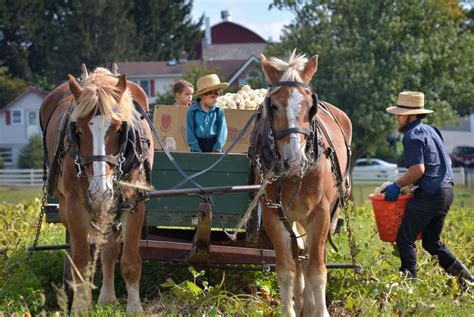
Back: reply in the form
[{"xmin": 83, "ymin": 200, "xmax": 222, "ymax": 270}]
[
  {"xmin": 383, "ymin": 91, "xmax": 473, "ymax": 286},
  {"xmin": 186, "ymin": 74, "xmax": 228, "ymax": 152}
]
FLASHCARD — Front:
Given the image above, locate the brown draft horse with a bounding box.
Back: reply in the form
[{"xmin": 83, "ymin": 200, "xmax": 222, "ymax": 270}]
[
  {"xmin": 40, "ymin": 67, "xmax": 154, "ymax": 313},
  {"xmin": 250, "ymin": 52, "xmax": 352, "ymax": 317}
]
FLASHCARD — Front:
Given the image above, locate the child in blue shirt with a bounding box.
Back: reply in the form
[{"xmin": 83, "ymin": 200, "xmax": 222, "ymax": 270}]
[{"xmin": 186, "ymin": 74, "xmax": 228, "ymax": 152}]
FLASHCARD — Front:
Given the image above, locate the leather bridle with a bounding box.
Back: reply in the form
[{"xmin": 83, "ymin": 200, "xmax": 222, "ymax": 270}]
[
  {"xmin": 67, "ymin": 115, "xmax": 132, "ymax": 178},
  {"xmin": 265, "ymin": 81, "xmax": 319, "ymax": 140}
]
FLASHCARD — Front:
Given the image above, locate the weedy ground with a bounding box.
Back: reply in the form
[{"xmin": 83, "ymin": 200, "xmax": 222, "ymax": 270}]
[{"xmin": 0, "ymin": 186, "xmax": 473, "ymax": 315}]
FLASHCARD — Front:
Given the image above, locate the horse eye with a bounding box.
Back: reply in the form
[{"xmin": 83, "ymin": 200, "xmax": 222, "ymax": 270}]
[{"xmin": 269, "ymin": 104, "xmax": 278, "ymax": 111}]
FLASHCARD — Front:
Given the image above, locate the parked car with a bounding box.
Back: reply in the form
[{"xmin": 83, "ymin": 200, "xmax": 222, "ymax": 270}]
[
  {"xmin": 352, "ymin": 158, "xmax": 398, "ymax": 181},
  {"xmin": 450, "ymin": 146, "xmax": 474, "ymax": 168}
]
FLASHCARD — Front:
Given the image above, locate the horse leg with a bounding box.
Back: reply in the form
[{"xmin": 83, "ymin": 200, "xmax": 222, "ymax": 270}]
[
  {"xmin": 262, "ymin": 206, "xmax": 297, "ymax": 317},
  {"xmin": 294, "ymin": 260, "xmax": 305, "ymax": 316},
  {"xmin": 98, "ymin": 231, "xmax": 121, "ymax": 306},
  {"xmin": 66, "ymin": 199, "xmax": 93, "ymax": 313},
  {"xmin": 304, "ymin": 206, "xmax": 330, "ymax": 317},
  {"xmin": 120, "ymin": 201, "xmax": 145, "ymax": 313}
]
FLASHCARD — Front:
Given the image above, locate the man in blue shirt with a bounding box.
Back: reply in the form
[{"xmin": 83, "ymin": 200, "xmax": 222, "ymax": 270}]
[
  {"xmin": 186, "ymin": 74, "xmax": 228, "ymax": 152},
  {"xmin": 383, "ymin": 91, "xmax": 473, "ymax": 286}
]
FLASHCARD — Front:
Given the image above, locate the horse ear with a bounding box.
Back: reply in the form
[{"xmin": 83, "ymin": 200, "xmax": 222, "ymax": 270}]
[
  {"xmin": 116, "ymin": 74, "xmax": 127, "ymax": 100},
  {"xmin": 302, "ymin": 55, "xmax": 318, "ymax": 84},
  {"xmin": 260, "ymin": 54, "xmax": 281, "ymax": 84},
  {"xmin": 80, "ymin": 63, "xmax": 88, "ymax": 82},
  {"xmin": 68, "ymin": 74, "xmax": 82, "ymax": 100},
  {"xmin": 112, "ymin": 63, "xmax": 120, "ymax": 76}
]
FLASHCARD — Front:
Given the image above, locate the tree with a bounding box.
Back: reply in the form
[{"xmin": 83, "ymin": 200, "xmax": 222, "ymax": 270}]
[
  {"xmin": 18, "ymin": 134, "xmax": 43, "ymax": 169},
  {"xmin": 269, "ymin": 0, "xmax": 474, "ymax": 159},
  {"xmin": 0, "ymin": 68, "xmax": 28, "ymax": 109},
  {"xmin": 0, "ymin": 0, "xmax": 38, "ymax": 80},
  {"xmin": 129, "ymin": 0, "xmax": 203, "ymax": 61},
  {"xmin": 0, "ymin": 0, "xmax": 203, "ymax": 86}
]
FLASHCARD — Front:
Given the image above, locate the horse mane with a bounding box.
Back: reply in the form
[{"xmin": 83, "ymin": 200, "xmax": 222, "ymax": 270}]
[
  {"xmin": 70, "ymin": 67, "xmax": 135, "ymax": 124},
  {"xmin": 268, "ymin": 50, "xmax": 308, "ymax": 83}
]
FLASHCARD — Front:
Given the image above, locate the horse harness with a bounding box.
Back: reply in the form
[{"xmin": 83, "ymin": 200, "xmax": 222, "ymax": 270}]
[{"xmin": 249, "ymin": 81, "xmax": 352, "ymax": 261}]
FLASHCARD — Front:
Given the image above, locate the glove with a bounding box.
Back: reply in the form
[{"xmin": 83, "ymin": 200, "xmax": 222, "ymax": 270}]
[{"xmin": 382, "ymin": 182, "xmax": 400, "ymax": 201}]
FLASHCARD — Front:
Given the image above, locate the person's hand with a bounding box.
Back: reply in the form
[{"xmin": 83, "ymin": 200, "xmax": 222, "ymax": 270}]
[{"xmin": 382, "ymin": 183, "xmax": 401, "ymax": 201}]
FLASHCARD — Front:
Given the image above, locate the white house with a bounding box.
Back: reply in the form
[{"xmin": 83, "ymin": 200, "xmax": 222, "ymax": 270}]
[{"xmin": 0, "ymin": 87, "xmax": 48, "ymax": 167}]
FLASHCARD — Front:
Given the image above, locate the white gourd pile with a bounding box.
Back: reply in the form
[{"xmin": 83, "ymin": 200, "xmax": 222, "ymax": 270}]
[
  {"xmin": 217, "ymin": 85, "xmax": 267, "ymax": 110},
  {"xmin": 373, "ymin": 182, "xmax": 416, "ymax": 197}
]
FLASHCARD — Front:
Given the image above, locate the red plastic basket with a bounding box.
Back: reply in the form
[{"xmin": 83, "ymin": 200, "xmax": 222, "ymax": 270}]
[{"xmin": 369, "ymin": 194, "xmax": 421, "ymax": 242}]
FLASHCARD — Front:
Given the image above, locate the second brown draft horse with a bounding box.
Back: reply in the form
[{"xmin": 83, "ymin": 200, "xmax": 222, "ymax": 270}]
[{"xmin": 249, "ymin": 51, "xmax": 352, "ymax": 317}]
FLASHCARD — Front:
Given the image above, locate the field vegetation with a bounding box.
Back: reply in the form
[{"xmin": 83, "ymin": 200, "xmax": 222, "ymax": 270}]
[{"xmin": 0, "ymin": 186, "xmax": 473, "ymax": 315}]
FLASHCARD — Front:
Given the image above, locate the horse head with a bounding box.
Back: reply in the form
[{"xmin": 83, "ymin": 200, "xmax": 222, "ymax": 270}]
[
  {"xmin": 260, "ymin": 51, "xmax": 319, "ymax": 177},
  {"xmin": 67, "ymin": 68, "xmax": 135, "ymax": 213}
]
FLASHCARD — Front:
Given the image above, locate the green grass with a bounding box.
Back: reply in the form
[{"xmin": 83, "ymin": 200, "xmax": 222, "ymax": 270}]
[
  {"xmin": 0, "ymin": 186, "xmax": 42, "ymax": 204},
  {"xmin": 352, "ymin": 183, "xmax": 474, "ymax": 208}
]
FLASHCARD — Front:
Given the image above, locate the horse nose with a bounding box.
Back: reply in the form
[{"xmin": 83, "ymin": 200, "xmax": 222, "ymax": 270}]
[{"xmin": 88, "ymin": 188, "xmax": 113, "ymax": 201}]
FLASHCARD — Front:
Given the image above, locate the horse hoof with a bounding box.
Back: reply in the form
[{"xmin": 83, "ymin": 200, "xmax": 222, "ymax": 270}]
[{"xmin": 126, "ymin": 303, "xmax": 144, "ymax": 313}]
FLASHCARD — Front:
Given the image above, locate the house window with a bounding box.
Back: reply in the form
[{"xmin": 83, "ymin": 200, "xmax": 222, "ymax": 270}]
[
  {"xmin": 11, "ymin": 110, "xmax": 23, "ymax": 125},
  {"xmin": 28, "ymin": 111, "xmax": 38, "ymax": 125},
  {"xmin": 140, "ymin": 80, "xmax": 149, "ymax": 96},
  {"xmin": 0, "ymin": 147, "xmax": 13, "ymax": 165}
]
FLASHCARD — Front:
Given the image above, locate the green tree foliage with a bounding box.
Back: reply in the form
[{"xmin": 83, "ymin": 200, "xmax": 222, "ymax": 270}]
[
  {"xmin": 269, "ymin": 0, "xmax": 473, "ymax": 159},
  {"xmin": 0, "ymin": 0, "xmax": 203, "ymax": 85},
  {"xmin": 130, "ymin": 0, "xmax": 203, "ymax": 61},
  {"xmin": 0, "ymin": 70, "xmax": 28, "ymax": 109},
  {"xmin": 18, "ymin": 134, "xmax": 43, "ymax": 169},
  {"xmin": 0, "ymin": 0, "xmax": 34, "ymax": 80}
]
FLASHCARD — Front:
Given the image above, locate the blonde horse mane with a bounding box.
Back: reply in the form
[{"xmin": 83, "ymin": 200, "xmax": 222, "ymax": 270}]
[
  {"xmin": 268, "ymin": 50, "xmax": 308, "ymax": 83},
  {"xmin": 70, "ymin": 67, "xmax": 135, "ymax": 124}
]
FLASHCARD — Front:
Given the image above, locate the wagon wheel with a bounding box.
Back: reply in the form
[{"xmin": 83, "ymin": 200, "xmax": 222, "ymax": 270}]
[{"xmin": 62, "ymin": 230, "xmax": 73, "ymax": 311}]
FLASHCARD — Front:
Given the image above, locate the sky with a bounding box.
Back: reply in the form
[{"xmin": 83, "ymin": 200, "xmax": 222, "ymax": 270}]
[{"xmin": 191, "ymin": 0, "xmax": 295, "ymax": 41}]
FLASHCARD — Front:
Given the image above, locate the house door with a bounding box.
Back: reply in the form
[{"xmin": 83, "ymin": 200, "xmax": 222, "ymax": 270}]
[{"xmin": 26, "ymin": 111, "xmax": 40, "ymax": 139}]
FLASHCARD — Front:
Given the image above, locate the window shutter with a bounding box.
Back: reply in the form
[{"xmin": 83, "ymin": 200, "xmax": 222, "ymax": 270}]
[
  {"xmin": 150, "ymin": 80, "xmax": 155, "ymax": 97},
  {"xmin": 5, "ymin": 111, "xmax": 11, "ymax": 125}
]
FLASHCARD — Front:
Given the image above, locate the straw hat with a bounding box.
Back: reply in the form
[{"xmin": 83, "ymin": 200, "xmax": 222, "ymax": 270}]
[
  {"xmin": 386, "ymin": 91, "xmax": 433, "ymax": 115},
  {"xmin": 196, "ymin": 74, "xmax": 228, "ymax": 96}
]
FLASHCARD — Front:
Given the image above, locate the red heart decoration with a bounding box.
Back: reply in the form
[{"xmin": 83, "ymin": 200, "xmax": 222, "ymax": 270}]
[{"xmin": 161, "ymin": 114, "xmax": 172, "ymax": 131}]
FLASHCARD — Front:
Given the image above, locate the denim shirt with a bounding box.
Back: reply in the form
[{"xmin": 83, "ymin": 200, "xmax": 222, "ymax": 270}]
[
  {"xmin": 185, "ymin": 100, "xmax": 228, "ymax": 152},
  {"xmin": 403, "ymin": 119, "xmax": 453, "ymax": 194}
]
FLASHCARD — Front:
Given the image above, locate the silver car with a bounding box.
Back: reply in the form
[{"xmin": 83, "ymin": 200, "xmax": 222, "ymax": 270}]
[{"xmin": 352, "ymin": 158, "xmax": 398, "ymax": 182}]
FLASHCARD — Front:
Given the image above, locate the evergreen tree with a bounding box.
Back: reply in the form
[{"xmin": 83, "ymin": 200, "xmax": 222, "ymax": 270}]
[
  {"xmin": 1, "ymin": 0, "xmax": 203, "ymax": 85},
  {"xmin": 0, "ymin": 0, "xmax": 38, "ymax": 80},
  {"xmin": 130, "ymin": 0, "xmax": 203, "ymax": 61},
  {"xmin": 18, "ymin": 134, "xmax": 43, "ymax": 169}
]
